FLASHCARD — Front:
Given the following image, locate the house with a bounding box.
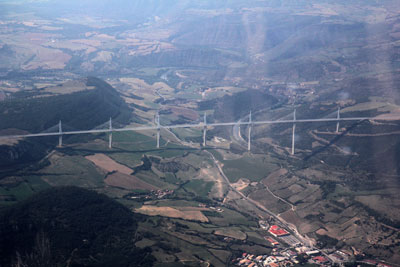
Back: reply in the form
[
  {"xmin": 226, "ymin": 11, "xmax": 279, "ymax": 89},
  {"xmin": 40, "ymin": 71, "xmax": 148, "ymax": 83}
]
[
  {"xmin": 312, "ymin": 256, "xmax": 330, "ymax": 265},
  {"xmin": 305, "ymin": 250, "xmax": 320, "ymax": 256},
  {"xmin": 239, "ymin": 259, "xmax": 250, "ymax": 265},
  {"xmin": 280, "ymin": 260, "xmax": 294, "ymax": 267},
  {"xmin": 259, "ymin": 220, "xmax": 270, "ymax": 230},
  {"xmin": 330, "ymin": 253, "xmax": 343, "ymax": 261},
  {"xmin": 288, "ymin": 251, "xmax": 297, "ymax": 257},
  {"xmin": 264, "ymin": 256, "xmax": 287, "ymax": 265},
  {"xmin": 266, "ymin": 237, "xmax": 280, "ymax": 246},
  {"xmin": 264, "ymin": 256, "xmax": 277, "ymax": 265},
  {"xmin": 255, "ymin": 255, "xmax": 263, "ymax": 262},
  {"xmin": 268, "ymin": 225, "xmax": 290, "ymax": 237},
  {"xmin": 337, "ymin": 250, "xmax": 350, "ymax": 258}
]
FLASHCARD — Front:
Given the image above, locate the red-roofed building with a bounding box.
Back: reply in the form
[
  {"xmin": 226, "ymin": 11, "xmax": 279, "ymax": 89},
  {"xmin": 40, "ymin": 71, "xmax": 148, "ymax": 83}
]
[
  {"xmin": 266, "ymin": 237, "xmax": 280, "ymax": 246},
  {"xmin": 255, "ymin": 255, "xmax": 263, "ymax": 262},
  {"xmin": 268, "ymin": 225, "xmax": 290, "ymax": 237},
  {"xmin": 313, "ymin": 256, "xmax": 330, "ymax": 264},
  {"xmin": 239, "ymin": 259, "xmax": 250, "ymax": 265}
]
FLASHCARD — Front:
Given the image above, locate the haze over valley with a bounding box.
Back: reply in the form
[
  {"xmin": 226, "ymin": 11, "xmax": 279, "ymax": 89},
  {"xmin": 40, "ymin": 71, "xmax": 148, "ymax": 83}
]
[{"xmin": 1, "ymin": 1, "xmax": 400, "ymax": 266}]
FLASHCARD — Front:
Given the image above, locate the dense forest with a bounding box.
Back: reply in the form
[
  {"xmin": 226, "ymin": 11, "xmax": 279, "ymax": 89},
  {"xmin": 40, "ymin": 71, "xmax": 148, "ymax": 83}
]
[{"xmin": 0, "ymin": 186, "xmax": 155, "ymax": 267}]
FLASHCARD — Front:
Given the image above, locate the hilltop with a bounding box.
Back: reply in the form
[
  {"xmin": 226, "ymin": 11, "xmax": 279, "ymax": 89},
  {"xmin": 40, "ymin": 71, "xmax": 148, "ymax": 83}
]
[
  {"xmin": 0, "ymin": 77, "xmax": 131, "ymax": 133},
  {"xmin": 0, "ymin": 77, "xmax": 132, "ymax": 173},
  {"xmin": 0, "ymin": 186, "xmax": 155, "ymax": 266}
]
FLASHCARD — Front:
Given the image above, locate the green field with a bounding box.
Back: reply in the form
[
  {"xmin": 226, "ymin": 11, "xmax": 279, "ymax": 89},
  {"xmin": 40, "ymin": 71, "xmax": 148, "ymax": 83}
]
[
  {"xmin": 207, "ymin": 207, "xmax": 257, "ymax": 227},
  {"xmin": 171, "ymin": 128, "xmax": 203, "ymax": 142},
  {"xmin": 39, "ymin": 155, "xmax": 105, "ymax": 187},
  {"xmin": 221, "ymin": 155, "xmax": 279, "ymax": 183},
  {"xmin": 183, "ymin": 179, "xmax": 214, "ymax": 197}
]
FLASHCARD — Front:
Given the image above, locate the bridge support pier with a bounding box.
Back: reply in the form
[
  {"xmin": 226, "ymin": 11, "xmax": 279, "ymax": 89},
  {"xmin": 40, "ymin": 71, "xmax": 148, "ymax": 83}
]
[
  {"xmin": 203, "ymin": 128, "xmax": 207, "ymax": 147},
  {"xmin": 156, "ymin": 112, "xmax": 160, "ymax": 149},
  {"xmin": 58, "ymin": 120, "xmax": 63, "ymax": 148},
  {"xmin": 109, "ymin": 117, "xmax": 113, "ymax": 149},
  {"xmin": 336, "ymin": 107, "xmax": 341, "ymax": 133},
  {"xmin": 248, "ymin": 111, "xmax": 252, "ymax": 151},
  {"xmin": 291, "ymin": 110, "xmax": 296, "ymax": 155},
  {"xmin": 203, "ymin": 113, "xmax": 207, "ymax": 147},
  {"xmin": 157, "ymin": 129, "xmax": 160, "ymax": 148}
]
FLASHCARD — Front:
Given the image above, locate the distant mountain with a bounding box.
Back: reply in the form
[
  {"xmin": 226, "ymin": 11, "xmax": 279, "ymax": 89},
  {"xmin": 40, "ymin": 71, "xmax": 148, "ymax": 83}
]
[
  {"xmin": 0, "ymin": 186, "xmax": 155, "ymax": 267},
  {"xmin": 1, "ymin": 0, "xmax": 297, "ymax": 23},
  {"xmin": 18, "ymin": 0, "xmax": 189, "ymax": 22}
]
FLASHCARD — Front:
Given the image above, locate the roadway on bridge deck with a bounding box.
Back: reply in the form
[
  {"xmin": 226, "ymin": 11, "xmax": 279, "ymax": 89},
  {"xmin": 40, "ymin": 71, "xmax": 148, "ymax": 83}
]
[{"xmin": 0, "ymin": 116, "xmax": 379, "ymax": 140}]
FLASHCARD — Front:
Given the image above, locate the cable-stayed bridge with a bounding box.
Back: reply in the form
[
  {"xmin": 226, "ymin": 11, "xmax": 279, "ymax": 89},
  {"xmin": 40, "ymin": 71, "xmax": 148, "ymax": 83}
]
[{"xmin": 0, "ymin": 108, "xmax": 397, "ymax": 155}]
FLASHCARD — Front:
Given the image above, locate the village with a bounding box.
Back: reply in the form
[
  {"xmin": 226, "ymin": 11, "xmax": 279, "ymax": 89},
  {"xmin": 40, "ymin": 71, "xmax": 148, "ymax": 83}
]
[
  {"xmin": 232, "ymin": 220, "xmax": 394, "ymax": 267},
  {"xmin": 234, "ymin": 220, "xmax": 331, "ymax": 266},
  {"xmin": 124, "ymin": 189, "xmax": 174, "ymax": 200}
]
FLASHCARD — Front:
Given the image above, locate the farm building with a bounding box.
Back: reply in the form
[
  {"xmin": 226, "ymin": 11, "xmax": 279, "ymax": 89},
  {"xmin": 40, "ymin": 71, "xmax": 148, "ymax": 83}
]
[{"xmin": 268, "ymin": 225, "xmax": 290, "ymax": 237}]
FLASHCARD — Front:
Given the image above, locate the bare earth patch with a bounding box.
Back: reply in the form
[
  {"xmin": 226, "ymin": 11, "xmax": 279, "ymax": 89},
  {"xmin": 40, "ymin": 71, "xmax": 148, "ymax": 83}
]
[
  {"xmin": 22, "ymin": 47, "xmax": 71, "ymax": 70},
  {"xmin": 44, "ymin": 79, "xmax": 94, "ymax": 95},
  {"xmin": 105, "ymin": 172, "xmax": 157, "ymax": 190},
  {"xmin": 86, "ymin": 153, "xmax": 133, "ymax": 175},
  {"xmin": 231, "ymin": 178, "xmax": 250, "ymax": 191},
  {"xmin": 0, "ymin": 138, "xmax": 20, "ymax": 146},
  {"xmin": 0, "ymin": 128, "xmax": 28, "ymax": 145},
  {"xmin": 197, "ymin": 167, "xmax": 227, "ymax": 199},
  {"xmin": 135, "ymin": 205, "xmax": 209, "ymax": 222}
]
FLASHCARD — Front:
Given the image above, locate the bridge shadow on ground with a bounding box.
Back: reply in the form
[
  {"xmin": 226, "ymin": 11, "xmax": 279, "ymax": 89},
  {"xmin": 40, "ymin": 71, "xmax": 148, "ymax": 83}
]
[{"xmin": 304, "ymin": 120, "xmax": 365, "ymax": 161}]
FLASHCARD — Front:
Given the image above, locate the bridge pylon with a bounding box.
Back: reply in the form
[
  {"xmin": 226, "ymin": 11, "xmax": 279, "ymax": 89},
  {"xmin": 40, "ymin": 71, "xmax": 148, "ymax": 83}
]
[
  {"xmin": 203, "ymin": 113, "xmax": 207, "ymax": 147},
  {"xmin": 248, "ymin": 111, "xmax": 252, "ymax": 151},
  {"xmin": 336, "ymin": 107, "xmax": 341, "ymax": 133},
  {"xmin": 291, "ymin": 109, "xmax": 296, "ymax": 155},
  {"xmin": 156, "ymin": 112, "xmax": 160, "ymax": 148},
  {"xmin": 109, "ymin": 117, "xmax": 113, "ymax": 149},
  {"xmin": 58, "ymin": 120, "xmax": 63, "ymax": 148}
]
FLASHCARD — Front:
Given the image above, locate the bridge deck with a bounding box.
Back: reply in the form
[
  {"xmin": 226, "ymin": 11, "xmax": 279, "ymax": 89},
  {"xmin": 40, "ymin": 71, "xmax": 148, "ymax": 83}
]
[{"xmin": 0, "ymin": 116, "xmax": 387, "ymax": 139}]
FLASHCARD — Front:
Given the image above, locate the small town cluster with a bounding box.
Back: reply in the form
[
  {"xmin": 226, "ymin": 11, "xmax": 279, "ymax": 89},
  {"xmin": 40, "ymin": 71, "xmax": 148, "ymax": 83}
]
[
  {"xmin": 126, "ymin": 189, "xmax": 174, "ymax": 200},
  {"xmin": 233, "ymin": 221, "xmax": 393, "ymax": 267}
]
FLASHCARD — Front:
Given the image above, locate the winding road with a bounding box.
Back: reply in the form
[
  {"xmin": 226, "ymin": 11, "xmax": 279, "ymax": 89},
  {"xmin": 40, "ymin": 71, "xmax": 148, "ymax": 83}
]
[{"xmin": 203, "ymin": 150, "xmax": 315, "ymax": 248}]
